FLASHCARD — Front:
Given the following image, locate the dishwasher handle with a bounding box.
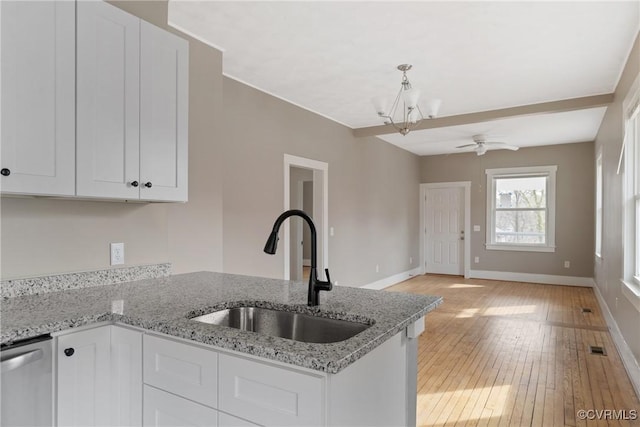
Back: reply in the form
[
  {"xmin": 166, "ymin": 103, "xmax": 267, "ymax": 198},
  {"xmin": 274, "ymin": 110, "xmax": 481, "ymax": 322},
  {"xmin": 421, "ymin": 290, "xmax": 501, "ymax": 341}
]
[{"xmin": 1, "ymin": 349, "xmax": 43, "ymax": 373}]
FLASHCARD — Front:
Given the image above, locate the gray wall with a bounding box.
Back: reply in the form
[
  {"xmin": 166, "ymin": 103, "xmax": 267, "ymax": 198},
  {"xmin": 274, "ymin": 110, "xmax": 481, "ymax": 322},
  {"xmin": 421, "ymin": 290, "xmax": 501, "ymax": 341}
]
[
  {"xmin": 594, "ymin": 34, "xmax": 640, "ymax": 373},
  {"xmin": 1, "ymin": 1, "xmax": 224, "ymax": 279},
  {"xmin": 421, "ymin": 142, "xmax": 595, "ymax": 278},
  {"xmin": 221, "ymin": 77, "xmax": 421, "ymax": 287}
]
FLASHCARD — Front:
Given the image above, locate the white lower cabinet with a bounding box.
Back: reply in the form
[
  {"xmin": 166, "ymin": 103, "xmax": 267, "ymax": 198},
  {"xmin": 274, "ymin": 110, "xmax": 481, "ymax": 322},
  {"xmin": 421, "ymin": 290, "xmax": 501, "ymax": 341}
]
[
  {"xmin": 56, "ymin": 326, "xmax": 416, "ymax": 427},
  {"xmin": 57, "ymin": 325, "xmax": 142, "ymax": 427},
  {"xmin": 218, "ymin": 354, "xmax": 324, "ymax": 427},
  {"xmin": 143, "ymin": 385, "xmax": 218, "ymax": 427}
]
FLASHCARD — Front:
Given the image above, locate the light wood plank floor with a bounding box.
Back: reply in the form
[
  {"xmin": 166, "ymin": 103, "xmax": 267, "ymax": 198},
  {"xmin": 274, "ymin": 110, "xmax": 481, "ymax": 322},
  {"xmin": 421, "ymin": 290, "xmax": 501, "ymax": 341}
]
[{"xmin": 388, "ymin": 274, "xmax": 640, "ymax": 427}]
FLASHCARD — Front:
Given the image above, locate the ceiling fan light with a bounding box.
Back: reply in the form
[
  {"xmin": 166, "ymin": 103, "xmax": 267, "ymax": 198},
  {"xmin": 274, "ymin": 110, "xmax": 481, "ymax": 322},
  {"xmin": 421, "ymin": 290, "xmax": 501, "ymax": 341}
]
[
  {"xmin": 427, "ymin": 98, "xmax": 442, "ymax": 118},
  {"xmin": 371, "ymin": 96, "xmax": 387, "ymax": 115},
  {"xmin": 401, "ymin": 88, "xmax": 421, "ymax": 109},
  {"xmin": 476, "ymin": 145, "xmax": 488, "ymax": 156}
]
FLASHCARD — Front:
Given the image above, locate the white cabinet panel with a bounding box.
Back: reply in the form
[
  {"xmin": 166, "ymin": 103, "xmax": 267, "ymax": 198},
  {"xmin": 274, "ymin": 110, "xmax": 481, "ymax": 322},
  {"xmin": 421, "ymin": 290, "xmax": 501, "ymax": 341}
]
[
  {"xmin": 143, "ymin": 386, "xmax": 218, "ymax": 427},
  {"xmin": 76, "ymin": 0, "xmax": 140, "ymax": 199},
  {"xmin": 0, "ymin": 0, "xmax": 75, "ymax": 196},
  {"xmin": 57, "ymin": 326, "xmax": 111, "ymax": 427},
  {"xmin": 218, "ymin": 413, "xmax": 261, "ymax": 427},
  {"xmin": 139, "ymin": 21, "xmax": 189, "ymax": 202},
  {"xmin": 143, "ymin": 334, "xmax": 217, "ymax": 408},
  {"xmin": 111, "ymin": 326, "xmax": 143, "ymax": 427},
  {"xmin": 218, "ymin": 354, "xmax": 324, "ymax": 427}
]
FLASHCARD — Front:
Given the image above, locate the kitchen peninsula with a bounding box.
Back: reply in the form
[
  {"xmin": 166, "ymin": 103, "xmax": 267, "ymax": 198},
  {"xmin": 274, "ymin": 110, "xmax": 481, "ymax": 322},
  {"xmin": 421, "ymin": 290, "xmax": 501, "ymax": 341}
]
[{"xmin": 2, "ymin": 270, "xmax": 441, "ymax": 427}]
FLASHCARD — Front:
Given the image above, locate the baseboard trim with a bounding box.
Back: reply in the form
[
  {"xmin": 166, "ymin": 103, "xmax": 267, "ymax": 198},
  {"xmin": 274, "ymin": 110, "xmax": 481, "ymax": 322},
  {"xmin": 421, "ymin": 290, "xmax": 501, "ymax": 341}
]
[
  {"xmin": 468, "ymin": 270, "xmax": 595, "ymax": 287},
  {"xmin": 361, "ymin": 267, "xmax": 421, "ymax": 290},
  {"xmin": 593, "ymin": 284, "xmax": 640, "ymax": 398}
]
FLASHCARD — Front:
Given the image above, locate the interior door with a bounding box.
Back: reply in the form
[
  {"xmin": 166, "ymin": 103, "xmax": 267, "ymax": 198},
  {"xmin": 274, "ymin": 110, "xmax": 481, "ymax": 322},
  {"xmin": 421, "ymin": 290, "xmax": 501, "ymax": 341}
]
[{"xmin": 425, "ymin": 187, "xmax": 464, "ymax": 275}]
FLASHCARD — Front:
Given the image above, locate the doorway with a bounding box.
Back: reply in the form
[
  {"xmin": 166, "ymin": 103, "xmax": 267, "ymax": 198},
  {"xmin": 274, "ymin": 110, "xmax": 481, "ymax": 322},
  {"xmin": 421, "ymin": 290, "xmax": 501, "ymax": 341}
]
[
  {"xmin": 289, "ymin": 167, "xmax": 313, "ymax": 281},
  {"xmin": 420, "ymin": 182, "xmax": 471, "ymax": 277},
  {"xmin": 283, "ymin": 154, "xmax": 328, "ymax": 281}
]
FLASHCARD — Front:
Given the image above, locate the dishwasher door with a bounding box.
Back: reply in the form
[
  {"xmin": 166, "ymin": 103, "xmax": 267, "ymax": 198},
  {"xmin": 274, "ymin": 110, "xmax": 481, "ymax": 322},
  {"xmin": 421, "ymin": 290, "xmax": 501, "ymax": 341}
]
[{"xmin": 1, "ymin": 335, "xmax": 53, "ymax": 426}]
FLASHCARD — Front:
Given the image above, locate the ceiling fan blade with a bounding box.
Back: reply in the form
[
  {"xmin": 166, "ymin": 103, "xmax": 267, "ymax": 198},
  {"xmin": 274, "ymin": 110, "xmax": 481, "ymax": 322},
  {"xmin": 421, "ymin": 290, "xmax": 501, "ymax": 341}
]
[
  {"xmin": 456, "ymin": 143, "xmax": 478, "ymax": 149},
  {"xmin": 485, "ymin": 142, "xmax": 519, "ymax": 151}
]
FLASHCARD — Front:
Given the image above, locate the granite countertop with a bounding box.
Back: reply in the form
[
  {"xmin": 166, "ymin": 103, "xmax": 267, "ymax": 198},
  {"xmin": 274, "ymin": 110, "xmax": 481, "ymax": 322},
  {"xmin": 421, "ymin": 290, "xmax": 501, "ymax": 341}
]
[{"xmin": 1, "ymin": 271, "xmax": 442, "ymax": 373}]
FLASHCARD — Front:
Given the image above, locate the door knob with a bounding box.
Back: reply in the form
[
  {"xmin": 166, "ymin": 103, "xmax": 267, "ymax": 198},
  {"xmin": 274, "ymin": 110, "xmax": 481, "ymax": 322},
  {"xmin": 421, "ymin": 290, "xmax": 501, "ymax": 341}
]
[
  {"xmin": 1, "ymin": 168, "xmax": 10, "ymax": 176},
  {"xmin": 63, "ymin": 348, "xmax": 75, "ymax": 357}
]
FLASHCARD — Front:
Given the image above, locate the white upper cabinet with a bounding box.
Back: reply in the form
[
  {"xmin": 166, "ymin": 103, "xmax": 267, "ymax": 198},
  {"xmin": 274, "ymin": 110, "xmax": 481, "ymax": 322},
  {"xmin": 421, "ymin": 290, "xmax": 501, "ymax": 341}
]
[
  {"xmin": 139, "ymin": 21, "xmax": 189, "ymax": 202},
  {"xmin": 1, "ymin": 0, "xmax": 188, "ymax": 202},
  {"xmin": 76, "ymin": 2, "xmax": 188, "ymax": 202},
  {"xmin": 76, "ymin": 0, "xmax": 141, "ymax": 199},
  {"xmin": 0, "ymin": 1, "xmax": 76, "ymax": 196}
]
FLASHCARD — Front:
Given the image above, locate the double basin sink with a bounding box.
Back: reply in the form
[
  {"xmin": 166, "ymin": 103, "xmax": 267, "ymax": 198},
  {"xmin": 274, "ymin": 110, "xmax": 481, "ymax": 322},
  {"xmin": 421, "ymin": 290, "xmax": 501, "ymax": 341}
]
[{"xmin": 191, "ymin": 306, "xmax": 371, "ymax": 344}]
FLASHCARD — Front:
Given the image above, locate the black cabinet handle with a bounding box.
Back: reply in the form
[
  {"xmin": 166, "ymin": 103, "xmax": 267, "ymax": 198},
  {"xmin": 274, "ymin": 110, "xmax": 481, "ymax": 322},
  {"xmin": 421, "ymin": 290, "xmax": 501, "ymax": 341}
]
[
  {"xmin": 130, "ymin": 181, "xmax": 139, "ymax": 187},
  {"xmin": 144, "ymin": 182, "xmax": 152, "ymax": 188},
  {"xmin": 63, "ymin": 348, "xmax": 75, "ymax": 357},
  {"xmin": 1, "ymin": 168, "xmax": 10, "ymax": 176}
]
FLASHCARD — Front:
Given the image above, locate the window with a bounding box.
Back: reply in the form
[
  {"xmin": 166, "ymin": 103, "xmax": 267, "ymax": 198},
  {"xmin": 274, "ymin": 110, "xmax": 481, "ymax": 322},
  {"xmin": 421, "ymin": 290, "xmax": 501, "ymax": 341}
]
[
  {"xmin": 595, "ymin": 151, "xmax": 603, "ymax": 258},
  {"xmin": 622, "ymin": 74, "xmax": 640, "ymax": 294},
  {"xmin": 486, "ymin": 166, "xmax": 557, "ymax": 252}
]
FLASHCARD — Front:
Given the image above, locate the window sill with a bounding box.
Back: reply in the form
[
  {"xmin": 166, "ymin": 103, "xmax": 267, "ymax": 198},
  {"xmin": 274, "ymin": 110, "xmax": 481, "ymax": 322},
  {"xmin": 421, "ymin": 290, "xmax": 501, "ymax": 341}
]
[
  {"xmin": 486, "ymin": 244, "xmax": 555, "ymax": 253},
  {"xmin": 621, "ymin": 279, "xmax": 640, "ymax": 312}
]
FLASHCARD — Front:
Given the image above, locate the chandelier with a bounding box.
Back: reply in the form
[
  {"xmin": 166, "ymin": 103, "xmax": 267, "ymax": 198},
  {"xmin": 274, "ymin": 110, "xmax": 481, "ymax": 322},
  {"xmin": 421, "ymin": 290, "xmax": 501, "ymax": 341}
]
[{"xmin": 371, "ymin": 64, "xmax": 441, "ymax": 136}]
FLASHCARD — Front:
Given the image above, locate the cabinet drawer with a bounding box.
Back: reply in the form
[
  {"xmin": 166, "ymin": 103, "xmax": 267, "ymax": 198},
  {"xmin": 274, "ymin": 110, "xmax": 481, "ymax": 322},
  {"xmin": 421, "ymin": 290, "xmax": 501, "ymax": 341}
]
[
  {"xmin": 218, "ymin": 413, "xmax": 260, "ymax": 427},
  {"xmin": 143, "ymin": 385, "xmax": 218, "ymax": 427},
  {"xmin": 218, "ymin": 354, "xmax": 324, "ymax": 427},
  {"xmin": 143, "ymin": 335, "xmax": 217, "ymax": 408}
]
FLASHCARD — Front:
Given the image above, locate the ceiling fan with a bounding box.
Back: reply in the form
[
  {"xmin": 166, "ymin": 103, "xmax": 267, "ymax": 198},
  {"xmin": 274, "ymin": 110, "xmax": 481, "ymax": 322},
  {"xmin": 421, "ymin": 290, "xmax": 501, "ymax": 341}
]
[{"xmin": 456, "ymin": 134, "xmax": 519, "ymax": 156}]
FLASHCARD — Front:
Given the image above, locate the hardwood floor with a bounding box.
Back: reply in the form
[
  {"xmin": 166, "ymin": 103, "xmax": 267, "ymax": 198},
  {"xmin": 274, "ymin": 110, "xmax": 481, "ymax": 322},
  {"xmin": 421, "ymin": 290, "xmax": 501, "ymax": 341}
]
[{"xmin": 388, "ymin": 274, "xmax": 640, "ymax": 427}]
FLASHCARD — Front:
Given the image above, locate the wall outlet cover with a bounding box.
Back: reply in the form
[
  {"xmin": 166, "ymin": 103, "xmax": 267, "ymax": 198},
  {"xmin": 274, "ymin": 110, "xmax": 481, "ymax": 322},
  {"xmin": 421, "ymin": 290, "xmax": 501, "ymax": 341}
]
[{"xmin": 110, "ymin": 242, "xmax": 124, "ymax": 266}]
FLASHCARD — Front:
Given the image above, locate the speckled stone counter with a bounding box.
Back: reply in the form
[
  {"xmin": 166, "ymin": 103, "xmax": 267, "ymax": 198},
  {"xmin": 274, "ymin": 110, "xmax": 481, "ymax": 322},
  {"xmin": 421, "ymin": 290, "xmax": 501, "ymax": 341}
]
[{"xmin": 1, "ymin": 271, "xmax": 442, "ymax": 373}]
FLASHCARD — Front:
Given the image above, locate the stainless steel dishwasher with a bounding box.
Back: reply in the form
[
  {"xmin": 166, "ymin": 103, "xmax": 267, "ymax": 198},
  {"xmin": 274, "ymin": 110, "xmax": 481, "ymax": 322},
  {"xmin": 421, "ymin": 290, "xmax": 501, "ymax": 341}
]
[{"xmin": 1, "ymin": 334, "xmax": 53, "ymax": 426}]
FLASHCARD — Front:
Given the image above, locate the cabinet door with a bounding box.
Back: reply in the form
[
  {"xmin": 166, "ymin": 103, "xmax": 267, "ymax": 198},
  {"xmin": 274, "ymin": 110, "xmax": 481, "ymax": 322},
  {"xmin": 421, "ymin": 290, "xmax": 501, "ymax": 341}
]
[
  {"xmin": 0, "ymin": 1, "xmax": 75, "ymax": 196},
  {"xmin": 57, "ymin": 326, "xmax": 111, "ymax": 427},
  {"xmin": 143, "ymin": 385, "xmax": 218, "ymax": 427},
  {"xmin": 139, "ymin": 21, "xmax": 189, "ymax": 202},
  {"xmin": 111, "ymin": 326, "xmax": 143, "ymax": 427},
  {"xmin": 76, "ymin": 0, "xmax": 141, "ymax": 199}
]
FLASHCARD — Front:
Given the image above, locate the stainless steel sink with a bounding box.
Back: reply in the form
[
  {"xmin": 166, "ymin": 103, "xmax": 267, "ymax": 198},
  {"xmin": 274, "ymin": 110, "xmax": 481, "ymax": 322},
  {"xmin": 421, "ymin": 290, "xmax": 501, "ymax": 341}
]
[{"xmin": 191, "ymin": 306, "xmax": 371, "ymax": 344}]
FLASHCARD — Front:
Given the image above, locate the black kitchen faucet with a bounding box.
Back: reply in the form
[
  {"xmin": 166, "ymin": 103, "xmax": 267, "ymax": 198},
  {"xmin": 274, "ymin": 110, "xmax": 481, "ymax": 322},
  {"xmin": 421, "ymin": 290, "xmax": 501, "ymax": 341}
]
[{"xmin": 264, "ymin": 209, "xmax": 332, "ymax": 306}]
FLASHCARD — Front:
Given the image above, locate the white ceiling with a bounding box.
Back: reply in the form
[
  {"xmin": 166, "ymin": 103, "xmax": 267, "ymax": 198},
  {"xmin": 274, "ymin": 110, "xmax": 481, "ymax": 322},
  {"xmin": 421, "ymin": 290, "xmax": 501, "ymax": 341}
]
[{"xmin": 168, "ymin": 1, "xmax": 639, "ymax": 155}]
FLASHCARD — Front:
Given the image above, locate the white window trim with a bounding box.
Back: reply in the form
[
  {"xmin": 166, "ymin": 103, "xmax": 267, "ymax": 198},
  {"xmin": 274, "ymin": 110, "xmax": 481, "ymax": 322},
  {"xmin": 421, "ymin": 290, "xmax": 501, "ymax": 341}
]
[
  {"xmin": 621, "ymin": 72, "xmax": 640, "ymax": 312},
  {"xmin": 595, "ymin": 149, "xmax": 603, "ymax": 259},
  {"xmin": 485, "ymin": 165, "xmax": 557, "ymax": 253}
]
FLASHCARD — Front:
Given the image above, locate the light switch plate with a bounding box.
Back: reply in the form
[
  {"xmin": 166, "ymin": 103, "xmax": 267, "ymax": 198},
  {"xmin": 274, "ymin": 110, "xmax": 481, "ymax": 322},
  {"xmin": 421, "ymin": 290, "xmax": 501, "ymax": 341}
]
[{"xmin": 473, "ymin": 225, "xmax": 481, "ymax": 232}]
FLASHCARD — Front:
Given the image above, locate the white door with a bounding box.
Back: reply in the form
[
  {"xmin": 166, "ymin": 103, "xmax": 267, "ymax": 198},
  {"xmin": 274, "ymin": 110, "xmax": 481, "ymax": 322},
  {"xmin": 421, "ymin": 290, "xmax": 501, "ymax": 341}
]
[
  {"xmin": 139, "ymin": 21, "xmax": 189, "ymax": 202},
  {"xmin": 0, "ymin": 1, "xmax": 75, "ymax": 196},
  {"xmin": 76, "ymin": 0, "xmax": 141, "ymax": 199},
  {"xmin": 57, "ymin": 326, "xmax": 111, "ymax": 427},
  {"xmin": 425, "ymin": 187, "xmax": 464, "ymax": 275}
]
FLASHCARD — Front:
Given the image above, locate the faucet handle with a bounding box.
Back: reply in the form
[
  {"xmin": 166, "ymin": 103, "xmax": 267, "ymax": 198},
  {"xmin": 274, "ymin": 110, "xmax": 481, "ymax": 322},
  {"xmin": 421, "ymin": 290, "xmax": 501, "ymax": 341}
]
[{"xmin": 324, "ymin": 268, "xmax": 333, "ymax": 290}]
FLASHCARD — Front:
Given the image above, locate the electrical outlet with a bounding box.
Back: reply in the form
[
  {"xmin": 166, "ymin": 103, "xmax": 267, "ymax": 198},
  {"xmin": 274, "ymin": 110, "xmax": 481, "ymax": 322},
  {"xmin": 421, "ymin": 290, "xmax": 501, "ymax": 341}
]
[
  {"xmin": 110, "ymin": 243, "xmax": 124, "ymax": 265},
  {"xmin": 375, "ymin": 264, "xmax": 379, "ymax": 273},
  {"xmin": 564, "ymin": 261, "xmax": 570, "ymax": 268},
  {"xmin": 330, "ymin": 227, "xmax": 334, "ymax": 237},
  {"xmin": 474, "ymin": 256, "xmax": 480, "ymax": 264},
  {"xmin": 409, "ymin": 257, "xmax": 413, "ymax": 264}
]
